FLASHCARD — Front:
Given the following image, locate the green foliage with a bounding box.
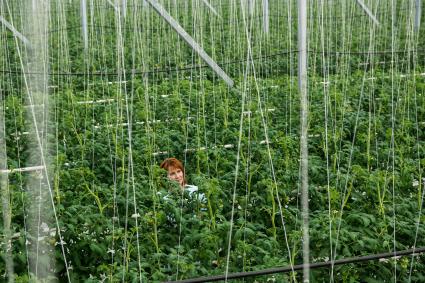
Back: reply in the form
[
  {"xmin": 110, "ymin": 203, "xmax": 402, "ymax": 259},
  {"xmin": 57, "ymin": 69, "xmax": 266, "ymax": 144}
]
[
  {"xmin": 1, "ymin": 72, "xmax": 423, "ymax": 282},
  {"xmin": 1, "ymin": 1, "xmax": 425, "ymax": 281}
]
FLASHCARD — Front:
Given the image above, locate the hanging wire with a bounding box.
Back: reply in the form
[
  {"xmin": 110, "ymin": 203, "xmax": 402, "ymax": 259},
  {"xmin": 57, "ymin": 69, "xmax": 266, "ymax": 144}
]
[{"xmin": 1, "ymin": 0, "xmax": 424, "ymax": 282}]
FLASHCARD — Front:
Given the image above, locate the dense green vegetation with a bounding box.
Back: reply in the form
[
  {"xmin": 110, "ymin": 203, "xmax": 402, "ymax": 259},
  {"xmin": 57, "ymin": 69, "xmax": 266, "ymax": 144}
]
[
  {"xmin": 2, "ymin": 72, "xmax": 424, "ymax": 281},
  {"xmin": 1, "ymin": 0, "xmax": 425, "ymax": 282}
]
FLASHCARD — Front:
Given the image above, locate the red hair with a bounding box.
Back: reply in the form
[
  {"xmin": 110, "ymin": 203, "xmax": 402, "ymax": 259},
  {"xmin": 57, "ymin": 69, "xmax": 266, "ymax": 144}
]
[{"xmin": 160, "ymin": 158, "xmax": 184, "ymax": 174}]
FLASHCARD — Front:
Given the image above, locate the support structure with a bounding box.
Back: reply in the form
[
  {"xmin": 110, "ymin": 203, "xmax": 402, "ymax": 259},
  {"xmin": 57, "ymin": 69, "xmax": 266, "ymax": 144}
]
[
  {"xmin": 80, "ymin": 0, "xmax": 88, "ymax": 51},
  {"xmin": 0, "ymin": 16, "xmax": 31, "ymax": 47},
  {"xmin": 167, "ymin": 247, "xmax": 425, "ymax": 283},
  {"xmin": 201, "ymin": 0, "xmax": 220, "ymax": 18},
  {"xmin": 298, "ymin": 0, "xmax": 309, "ymax": 282},
  {"xmin": 121, "ymin": 0, "xmax": 127, "ymax": 19},
  {"xmin": 355, "ymin": 0, "xmax": 380, "ymax": 26},
  {"xmin": 249, "ymin": 0, "xmax": 254, "ymax": 16},
  {"xmin": 0, "ymin": 95, "xmax": 14, "ymax": 283},
  {"xmin": 22, "ymin": 0, "xmax": 70, "ymax": 281},
  {"xmin": 263, "ymin": 0, "xmax": 269, "ymax": 34},
  {"xmin": 145, "ymin": 0, "xmax": 234, "ymax": 87},
  {"xmin": 106, "ymin": 0, "xmax": 119, "ymax": 11},
  {"xmin": 415, "ymin": 0, "xmax": 421, "ymax": 32},
  {"xmin": 0, "ymin": 165, "xmax": 45, "ymax": 174}
]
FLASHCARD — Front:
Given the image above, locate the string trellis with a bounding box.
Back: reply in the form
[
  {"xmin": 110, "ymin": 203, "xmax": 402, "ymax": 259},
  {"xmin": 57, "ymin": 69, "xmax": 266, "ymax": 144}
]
[{"xmin": 0, "ymin": 1, "xmax": 424, "ymax": 282}]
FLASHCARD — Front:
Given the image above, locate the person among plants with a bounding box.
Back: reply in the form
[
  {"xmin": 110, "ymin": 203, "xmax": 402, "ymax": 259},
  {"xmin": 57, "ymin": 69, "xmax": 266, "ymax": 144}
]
[{"xmin": 160, "ymin": 157, "xmax": 204, "ymax": 201}]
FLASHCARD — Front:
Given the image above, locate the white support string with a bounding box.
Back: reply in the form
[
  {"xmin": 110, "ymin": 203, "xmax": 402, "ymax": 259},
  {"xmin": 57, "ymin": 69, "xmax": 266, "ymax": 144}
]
[
  {"xmin": 1, "ymin": 1, "xmax": 425, "ymax": 281},
  {"xmin": 408, "ymin": 3, "xmax": 424, "ymax": 277},
  {"xmin": 331, "ymin": 14, "xmax": 380, "ymax": 279},
  {"xmin": 408, "ymin": 179, "xmax": 425, "ymax": 281},
  {"xmin": 112, "ymin": 2, "xmax": 142, "ymax": 279},
  {"xmin": 318, "ymin": 0, "xmax": 333, "ymax": 281}
]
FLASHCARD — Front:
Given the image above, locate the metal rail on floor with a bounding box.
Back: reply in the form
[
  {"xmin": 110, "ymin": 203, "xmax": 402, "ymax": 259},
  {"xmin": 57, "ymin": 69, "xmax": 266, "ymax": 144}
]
[{"xmin": 165, "ymin": 247, "xmax": 425, "ymax": 283}]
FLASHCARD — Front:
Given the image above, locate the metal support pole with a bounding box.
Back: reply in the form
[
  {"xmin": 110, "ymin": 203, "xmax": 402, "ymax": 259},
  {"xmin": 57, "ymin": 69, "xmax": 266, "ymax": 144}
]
[
  {"xmin": 415, "ymin": 0, "xmax": 421, "ymax": 32},
  {"xmin": 167, "ymin": 247, "xmax": 425, "ymax": 283},
  {"xmin": 0, "ymin": 16, "xmax": 31, "ymax": 47},
  {"xmin": 22, "ymin": 0, "xmax": 70, "ymax": 281},
  {"xmin": 122, "ymin": 0, "xmax": 127, "ymax": 19},
  {"xmin": 145, "ymin": 0, "xmax": 234, "ymax": 87},
  {"xmin": 0, "ymin": 95, "xmax": 14, "ymax": 283},
  {"xmin": 80, "ymin": 0, "xmax": 88, "ymax": 51},
  {"xmin": 0, "ymin": 165, "xmax": 46, "ymax": 174},
  {"xmin": 263, "ymin": 0, "xmax": 269, "ymax": 34},
  {"xmin": 298, "ymin": 0, "xmax": 309, "ymax": 282},
  {"xmin": 249, "ymin": 0, "xmax": 255, "ymax": 16},
  {"xmin": 106, "ymin": 0, "xmax": 119, "ymax": 12},
  {"xmin": 355, "ymin": 0, "xmax": 380, "ymax": 26},
  {"xmin": 201, "ymin": 0, "xmax": 220, "ymax": 18}
]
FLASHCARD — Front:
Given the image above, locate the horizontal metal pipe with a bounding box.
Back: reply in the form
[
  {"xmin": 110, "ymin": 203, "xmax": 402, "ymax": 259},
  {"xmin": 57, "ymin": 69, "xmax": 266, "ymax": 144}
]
[{"xmin": 166, "ymin": 247, "xmax": 425, "ymax": 283}]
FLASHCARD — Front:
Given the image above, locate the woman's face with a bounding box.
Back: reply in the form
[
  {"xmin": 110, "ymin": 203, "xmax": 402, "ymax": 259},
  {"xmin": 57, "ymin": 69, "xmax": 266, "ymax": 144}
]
[{"xmin": 167, "ymin": 166, "xmax": 184, "ymax": 187}]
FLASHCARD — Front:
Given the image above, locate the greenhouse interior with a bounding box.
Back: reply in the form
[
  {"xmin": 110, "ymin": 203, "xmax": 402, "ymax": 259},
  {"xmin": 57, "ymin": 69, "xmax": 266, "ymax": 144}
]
[{"xmin": 0, "ymin": 0, "xmax": 425, "ymax": 282}]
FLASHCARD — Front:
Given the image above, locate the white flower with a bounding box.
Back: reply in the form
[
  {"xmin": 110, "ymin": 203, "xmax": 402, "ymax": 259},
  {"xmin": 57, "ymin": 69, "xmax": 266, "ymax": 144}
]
[{"xmin": 413, "ymin": 180, "xmax": 419, "ymax": 187}]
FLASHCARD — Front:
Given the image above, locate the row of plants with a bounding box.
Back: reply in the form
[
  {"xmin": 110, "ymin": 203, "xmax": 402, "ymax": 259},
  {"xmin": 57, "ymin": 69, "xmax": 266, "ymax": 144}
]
[{"xmin": 1, "ymin": 69, "xmax": 424, "ymax": 281}]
